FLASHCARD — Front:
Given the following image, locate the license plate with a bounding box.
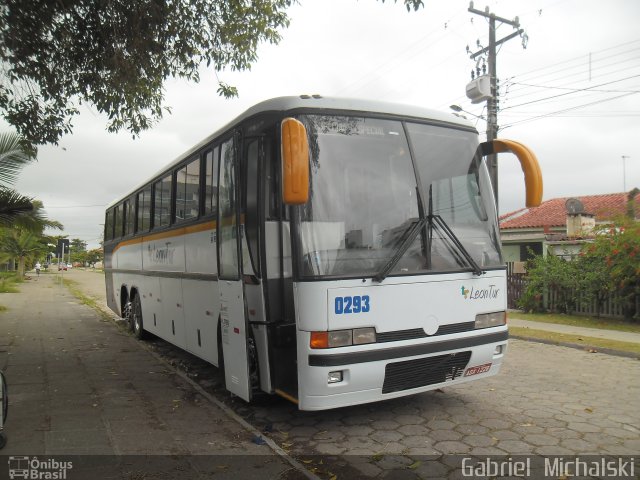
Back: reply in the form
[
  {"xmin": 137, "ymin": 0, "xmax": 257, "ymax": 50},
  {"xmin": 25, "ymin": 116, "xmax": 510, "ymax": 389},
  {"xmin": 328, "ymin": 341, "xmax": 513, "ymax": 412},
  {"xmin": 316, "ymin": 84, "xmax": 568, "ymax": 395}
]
[{"xmin": 464, "ymin": 363, "xmax": 492, "ymax": 377}]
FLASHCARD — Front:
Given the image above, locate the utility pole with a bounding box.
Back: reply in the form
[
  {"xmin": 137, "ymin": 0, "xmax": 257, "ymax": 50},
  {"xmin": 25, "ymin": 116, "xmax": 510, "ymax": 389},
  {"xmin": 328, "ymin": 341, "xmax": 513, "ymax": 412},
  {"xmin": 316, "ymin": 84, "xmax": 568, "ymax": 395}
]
[
  {"xmin": 622, "ymin": 155, "xmax": 630, "ymax": 192},
  {"xmin": 467, "ymin": 2, "xmax": 525, "ymax": 208}
]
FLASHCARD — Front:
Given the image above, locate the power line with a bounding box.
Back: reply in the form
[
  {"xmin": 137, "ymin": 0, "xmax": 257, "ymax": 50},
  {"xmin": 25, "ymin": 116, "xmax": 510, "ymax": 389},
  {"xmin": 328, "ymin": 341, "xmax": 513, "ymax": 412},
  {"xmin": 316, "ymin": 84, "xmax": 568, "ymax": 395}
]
[
  {"xmin": 504, "ymin": 53, "xmax": 640, "ymax": 99},
  {"xmin": 508, "ymin": 80, "xmax": 640, "ymax": 94},
  {"xmin": 338, "ymin": 11, "xmax": 467, "ymax": 96},
  {"xmin": 500, "ymin": 53, "xmax": 640, "ymax": 104},
  {"xmin": 500, "ymin": 91, "xmax": 639, "ymax": 129},
  {"xmin": 507, "ymin": 38, "xmax": 640, "ymax": 82},
  {"xmin": 501, "ymin": 74, "xmax": 640, "ymax": 110}
]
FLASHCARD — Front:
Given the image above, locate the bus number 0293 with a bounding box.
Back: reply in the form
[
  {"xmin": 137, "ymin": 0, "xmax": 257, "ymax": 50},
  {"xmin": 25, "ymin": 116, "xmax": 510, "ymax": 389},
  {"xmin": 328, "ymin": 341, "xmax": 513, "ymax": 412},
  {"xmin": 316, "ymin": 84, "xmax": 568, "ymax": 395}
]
[{"xmin": 334, "ymin": 295, "xmax": 370, "ymax": 315}]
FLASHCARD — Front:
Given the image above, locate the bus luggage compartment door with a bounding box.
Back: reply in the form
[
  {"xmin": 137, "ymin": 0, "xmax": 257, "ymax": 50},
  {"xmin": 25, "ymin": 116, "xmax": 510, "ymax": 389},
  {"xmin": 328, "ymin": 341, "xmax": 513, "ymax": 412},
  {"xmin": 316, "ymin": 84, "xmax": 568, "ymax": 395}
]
[{"xmin": 219, "ymin": 279, "xmax": 251, "ymax": 402}]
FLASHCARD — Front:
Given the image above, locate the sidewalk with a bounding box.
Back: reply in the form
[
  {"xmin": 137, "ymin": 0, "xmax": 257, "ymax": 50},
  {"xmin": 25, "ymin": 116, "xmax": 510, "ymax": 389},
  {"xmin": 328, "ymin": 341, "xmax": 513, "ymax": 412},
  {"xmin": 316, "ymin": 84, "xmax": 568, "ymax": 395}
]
[
  {"xmin": 508, "ymin": 316, "xmax": 640, "ymax": 344},
  {"xmin": 0, "ymin": 272, "xmax": 300, "ymax": 478}
]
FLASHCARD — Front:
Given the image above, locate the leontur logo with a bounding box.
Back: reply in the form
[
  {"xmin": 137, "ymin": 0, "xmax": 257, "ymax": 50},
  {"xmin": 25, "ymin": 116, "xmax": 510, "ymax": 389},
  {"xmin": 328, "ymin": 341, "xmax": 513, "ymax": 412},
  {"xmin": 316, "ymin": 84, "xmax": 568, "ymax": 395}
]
[{"xmin": 461, "ymin": 285, "xmax": 499, "ymax": 300}]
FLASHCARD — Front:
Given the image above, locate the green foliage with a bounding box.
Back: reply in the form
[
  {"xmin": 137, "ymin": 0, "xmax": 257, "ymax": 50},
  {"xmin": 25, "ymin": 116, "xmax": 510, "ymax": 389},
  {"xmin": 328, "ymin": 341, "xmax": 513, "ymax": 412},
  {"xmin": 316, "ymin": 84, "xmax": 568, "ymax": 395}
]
[
  {"xmin": 519, "ymin": 220, "xmax": 640, "ymax": 320},
  {"xmin": 0, "ymin": 131, "xmax": 36, "ymax": 185},
  {"xmin": 86, "ymin": 248, "xmax": 104, "ymax": 266},
  {"xmin": 0, "ymin": 271, "xmax": 21, "ymax": 293},
  {"xmin": 1, "ymin": 0, "xmax": 424, "ymax": 147},
  {"xmin": 0, "ymin": 131, "xmax": 36, "ymax": 226},
  {"xmin": 581, "ymin": 221, "xmax": 640, "ymax": 320},
  {"xmin": 518, "ymin": 252, "xmax": 580, "ymax": 313},
  {"xmin": 0, "ymin": 0, "xmax": 294, "ymax": 146},
  {"xmin": 0, "ymin": 229, "xmax": 49, "ymax": 277}
]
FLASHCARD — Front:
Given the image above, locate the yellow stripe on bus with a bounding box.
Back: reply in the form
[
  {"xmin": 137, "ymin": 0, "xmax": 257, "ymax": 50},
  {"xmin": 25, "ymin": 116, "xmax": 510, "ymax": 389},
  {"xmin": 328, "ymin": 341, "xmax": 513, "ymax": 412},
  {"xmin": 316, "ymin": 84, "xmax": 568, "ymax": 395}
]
[{"xmin": 112, "ymin": 221, "xmax": 216, "ymax": 254}]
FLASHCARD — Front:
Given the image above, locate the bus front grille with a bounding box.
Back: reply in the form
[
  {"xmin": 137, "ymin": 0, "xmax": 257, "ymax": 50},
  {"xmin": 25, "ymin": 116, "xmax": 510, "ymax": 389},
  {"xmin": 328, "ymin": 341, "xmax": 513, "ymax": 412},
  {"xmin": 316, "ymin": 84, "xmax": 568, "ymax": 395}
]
[
  {"xmin": 376, "ymin": 322, "xmax": 475, "ymax": 343},
  {"xmin": 382, "ymin": 351, "xmax": 472, "ymax": 394}
]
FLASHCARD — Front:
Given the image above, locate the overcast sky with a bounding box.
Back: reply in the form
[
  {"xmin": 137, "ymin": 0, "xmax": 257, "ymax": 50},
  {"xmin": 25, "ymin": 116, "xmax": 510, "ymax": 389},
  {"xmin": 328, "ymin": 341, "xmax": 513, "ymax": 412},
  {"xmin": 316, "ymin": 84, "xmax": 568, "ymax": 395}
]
[{"xmin": 9, "ymin": 0, "xmax": 640, "ymax": 249}]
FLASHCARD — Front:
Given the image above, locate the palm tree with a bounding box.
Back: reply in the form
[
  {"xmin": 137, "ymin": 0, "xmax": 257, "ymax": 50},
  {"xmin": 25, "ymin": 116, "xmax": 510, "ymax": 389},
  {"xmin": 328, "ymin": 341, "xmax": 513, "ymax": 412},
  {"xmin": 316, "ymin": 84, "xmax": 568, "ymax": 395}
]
[
  {"xmin": 0, "ymin": 230, "xmax": 47, "ymax": 277},
  {"xmin": 0, "ymin": 131, "xmax": 36, "ymax": 227},
  {"xmin": 0, "ymin": 132, "xmax": 63, "ymax": 273},
  {"xmin": 0, "ymin": 132, "xmax": 35, "ymax": 184}
]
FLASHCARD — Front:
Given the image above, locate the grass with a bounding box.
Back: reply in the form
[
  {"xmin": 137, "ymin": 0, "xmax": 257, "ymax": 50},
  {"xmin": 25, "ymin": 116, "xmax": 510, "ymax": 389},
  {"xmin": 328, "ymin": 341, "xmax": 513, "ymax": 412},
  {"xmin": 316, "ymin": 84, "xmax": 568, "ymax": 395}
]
[
  {"xmin": 509, "ymin": 326, "xmax": 640, "ymax": 356},
  {"xmin": 509, "ymin": 311, "xmax": 640, "ymax": 334},
  {"xmin": 0, "ymin": 272, "xmax": 21, "ymax": 293},
  {"xmin": 0, "ymin": 305, "xmax": 7, "ymax": 313},
  {"xmin": 63, "ymin": 278, "xmax": 100, "ymax": 310}
]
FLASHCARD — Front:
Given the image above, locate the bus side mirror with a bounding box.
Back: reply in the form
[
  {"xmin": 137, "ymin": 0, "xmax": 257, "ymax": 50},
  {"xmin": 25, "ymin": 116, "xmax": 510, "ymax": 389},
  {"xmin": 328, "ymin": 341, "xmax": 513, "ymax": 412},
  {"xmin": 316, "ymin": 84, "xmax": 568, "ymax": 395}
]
[
  {"xmin": 281, "ymin": 118, "xmax": 310, "ymax": 205},
  {"xmin": 482, "ymin": 139, "xmax": 543, "ymax": 207}
]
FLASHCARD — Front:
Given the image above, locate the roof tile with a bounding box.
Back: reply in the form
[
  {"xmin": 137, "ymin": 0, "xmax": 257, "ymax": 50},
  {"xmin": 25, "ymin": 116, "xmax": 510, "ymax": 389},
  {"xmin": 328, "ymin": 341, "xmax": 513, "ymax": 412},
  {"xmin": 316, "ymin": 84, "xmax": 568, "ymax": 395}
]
[{"xmin": 499, "ymin": 192, "xmax": 640, "ymax": 229}]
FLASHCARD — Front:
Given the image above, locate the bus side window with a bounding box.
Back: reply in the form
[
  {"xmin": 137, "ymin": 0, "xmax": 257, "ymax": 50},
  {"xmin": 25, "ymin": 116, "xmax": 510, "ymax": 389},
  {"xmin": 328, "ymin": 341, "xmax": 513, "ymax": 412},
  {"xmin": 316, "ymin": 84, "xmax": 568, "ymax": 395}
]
[
  {"xmin": 218, "ymin": 138, "xmax": 239, "ymax": 279},
  {"xmin": 176, "ymin": 156, "xmax": 200, "ymax": 222},
  {"xmin": 114, "ymin": 204, "xmax": 123, "ymax": 239},
  {"xmin": 137, "ymin": 186, "xmax": 151, "ymax": 232},
  {"xmin": 123, "ymin": 199, "xmax": 134, "ymax": 236},
  {"xmin": 105, "ymin": 210, "xmax": 114, "ymax": 241},
  {"xmin": 245, "ymin": 139, "xmax": 260, "ymax": 276},
  {"xmin": 204, "ymin": 147, "xmax": 220, "ymax": 217},
  {"xmin": 264, "ymin": 138, "xmax": 278, "ymax": 220},
  {"xmin": 154, "ymin": 174, "xmax": 172, "ymax": 228}
]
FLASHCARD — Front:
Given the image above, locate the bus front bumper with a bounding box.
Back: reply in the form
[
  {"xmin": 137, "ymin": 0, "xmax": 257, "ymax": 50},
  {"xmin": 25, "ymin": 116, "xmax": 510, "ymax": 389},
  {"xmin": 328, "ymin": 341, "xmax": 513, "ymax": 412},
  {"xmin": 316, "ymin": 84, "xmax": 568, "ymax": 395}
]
[{"xmin": 297, "ymin": 328, "xmax": 508, "ymax": 411}]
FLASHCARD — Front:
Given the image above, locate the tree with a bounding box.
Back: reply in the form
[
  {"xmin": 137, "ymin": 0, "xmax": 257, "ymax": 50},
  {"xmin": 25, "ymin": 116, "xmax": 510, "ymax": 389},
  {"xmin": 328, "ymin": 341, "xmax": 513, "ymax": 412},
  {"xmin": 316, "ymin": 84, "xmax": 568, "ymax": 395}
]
[
  {"xmin": 69, "ymin": 238, "xmax": 88, "ymax": 264},
  {"xmin": 86, "ymin": 248, "xmax": 104, "ymax": 266},
  {"xmin": 0, "ymin": 131, "xmax": 36, "ymax": 226},
  {"xmin": 518, "ymin": 252, "xmax": 581, "ymax": 314},
  {"xmin": 519, "ymin": 219, "xmax": 640, "ymax": 321},
  {"xmin": 0, "ymin": 0, "xmax": 424, "ymax": 147},
  {"xmin": 581, "ymin": 220, "xmax": 640, "ymax": 321},
  {"xmin": 0, "ymin": 229, "xmax": 48, "ymax": 277}
]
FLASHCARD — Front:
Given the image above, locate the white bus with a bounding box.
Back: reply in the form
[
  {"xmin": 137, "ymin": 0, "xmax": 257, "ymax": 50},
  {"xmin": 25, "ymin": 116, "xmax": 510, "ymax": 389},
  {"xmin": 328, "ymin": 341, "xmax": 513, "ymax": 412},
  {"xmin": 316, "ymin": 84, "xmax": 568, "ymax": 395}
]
[{"xmin": 104, "ymin": 96, "xmax": 542, "ymax": 411}]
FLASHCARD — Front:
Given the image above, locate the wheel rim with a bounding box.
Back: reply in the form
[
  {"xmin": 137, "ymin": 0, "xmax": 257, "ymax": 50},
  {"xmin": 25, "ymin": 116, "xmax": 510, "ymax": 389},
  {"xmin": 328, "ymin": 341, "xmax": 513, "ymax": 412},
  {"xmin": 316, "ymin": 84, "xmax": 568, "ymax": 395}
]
[{"xmin": 133, "ymin": 298, "xmax": 142, "ymax": 334}]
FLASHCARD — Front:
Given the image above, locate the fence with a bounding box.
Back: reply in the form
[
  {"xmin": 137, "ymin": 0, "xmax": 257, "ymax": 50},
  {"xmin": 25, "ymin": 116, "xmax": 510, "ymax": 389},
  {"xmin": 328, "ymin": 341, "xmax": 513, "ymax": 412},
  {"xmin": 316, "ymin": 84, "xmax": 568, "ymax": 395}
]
[{"xmin": 506, "ymin": 262, "xmax": 637, "ymax": 319}]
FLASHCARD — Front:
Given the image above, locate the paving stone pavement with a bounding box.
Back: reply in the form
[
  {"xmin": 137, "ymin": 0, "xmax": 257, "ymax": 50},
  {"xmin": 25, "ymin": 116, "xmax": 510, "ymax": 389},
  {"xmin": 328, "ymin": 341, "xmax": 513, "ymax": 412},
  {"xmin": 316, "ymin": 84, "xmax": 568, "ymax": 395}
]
[
  {"xmin": 0, "ymin": 273, "xmax": 305, "ymax": 480},
  {"xmin": 19, "ymin": 269, "xmax": 640, "ymax": 479}
]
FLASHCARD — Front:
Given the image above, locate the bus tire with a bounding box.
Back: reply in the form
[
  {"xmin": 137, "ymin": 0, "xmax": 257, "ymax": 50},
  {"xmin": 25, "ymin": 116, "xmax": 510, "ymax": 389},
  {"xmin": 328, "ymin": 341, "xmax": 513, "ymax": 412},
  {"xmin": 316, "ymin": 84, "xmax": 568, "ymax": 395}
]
[
  {"xmin": 122, "ymin": 299, "xmax": 134, "ymax": 332},
  {"xmin": 132, "ymin": 294, "xmax": 147, "ymax": 340}
]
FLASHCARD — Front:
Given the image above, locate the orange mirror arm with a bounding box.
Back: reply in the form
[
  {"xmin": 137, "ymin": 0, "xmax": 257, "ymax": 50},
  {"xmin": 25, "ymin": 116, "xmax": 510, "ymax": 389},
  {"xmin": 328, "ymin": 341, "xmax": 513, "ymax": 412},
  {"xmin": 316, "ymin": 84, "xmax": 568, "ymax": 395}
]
[{"xmin": 482, "ymin": 139, "xmax": 543, "ymax": 207}]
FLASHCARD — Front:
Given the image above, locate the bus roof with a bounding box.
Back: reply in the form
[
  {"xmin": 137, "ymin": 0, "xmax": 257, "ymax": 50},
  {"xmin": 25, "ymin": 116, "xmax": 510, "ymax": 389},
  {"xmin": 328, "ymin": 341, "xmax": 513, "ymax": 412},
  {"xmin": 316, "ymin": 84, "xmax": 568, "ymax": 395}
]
[{"xmin": 107, "ymin": 96, "xmax": 475, "ymax": 209}]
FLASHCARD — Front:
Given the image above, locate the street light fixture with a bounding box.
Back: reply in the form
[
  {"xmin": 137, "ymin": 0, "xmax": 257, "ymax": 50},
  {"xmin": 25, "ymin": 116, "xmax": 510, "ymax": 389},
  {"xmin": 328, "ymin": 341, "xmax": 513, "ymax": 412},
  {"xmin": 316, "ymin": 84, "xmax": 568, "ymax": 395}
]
[{"xmin": 449, "ymin": 105, "xmax": 485, "ymax": 121}]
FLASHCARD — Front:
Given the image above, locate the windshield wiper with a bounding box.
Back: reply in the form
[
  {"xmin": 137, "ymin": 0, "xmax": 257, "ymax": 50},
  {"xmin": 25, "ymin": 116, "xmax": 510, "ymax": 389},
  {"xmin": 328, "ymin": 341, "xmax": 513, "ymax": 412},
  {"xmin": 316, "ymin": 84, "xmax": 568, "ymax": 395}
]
[
  {"xmin": 373, "ymin": 186, "xmax": 484, "ymax": 282},
  {"xmin": 427, "ymin": 186, "xmax": 483, "ymax": 277},
  {"xmin": 373, "ymin": 217, "xmax": 427, "ymax": 283},
  {"xmin": 430, "ymin": 214, "xmax": 484, "ymax": 276}
]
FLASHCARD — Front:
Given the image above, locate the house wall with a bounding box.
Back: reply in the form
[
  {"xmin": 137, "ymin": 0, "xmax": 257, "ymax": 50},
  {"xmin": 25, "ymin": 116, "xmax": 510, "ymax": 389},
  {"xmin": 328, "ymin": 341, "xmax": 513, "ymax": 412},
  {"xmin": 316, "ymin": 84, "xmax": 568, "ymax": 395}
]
[
  {"xmin": 502, "ymin": 244, "xmax": 521, "ymax": 263},
  {"xmin": 547, "ymin": 243, "xmax": 583, "ymax": 260}
]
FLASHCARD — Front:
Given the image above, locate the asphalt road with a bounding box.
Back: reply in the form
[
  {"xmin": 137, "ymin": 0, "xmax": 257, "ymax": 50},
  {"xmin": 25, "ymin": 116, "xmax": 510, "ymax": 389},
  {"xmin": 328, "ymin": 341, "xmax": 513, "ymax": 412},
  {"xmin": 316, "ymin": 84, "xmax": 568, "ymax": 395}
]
[{"xmin": 3, "ymin": 268, "xmax": 639, "ymax": 479}]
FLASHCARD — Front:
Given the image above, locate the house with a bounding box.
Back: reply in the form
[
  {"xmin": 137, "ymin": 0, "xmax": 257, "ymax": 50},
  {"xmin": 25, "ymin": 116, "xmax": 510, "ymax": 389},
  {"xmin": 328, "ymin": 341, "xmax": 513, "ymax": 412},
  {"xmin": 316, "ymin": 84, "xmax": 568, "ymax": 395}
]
[{"xmin": 499, "ymin": 190, "xmax": 639, "ymax": 266}]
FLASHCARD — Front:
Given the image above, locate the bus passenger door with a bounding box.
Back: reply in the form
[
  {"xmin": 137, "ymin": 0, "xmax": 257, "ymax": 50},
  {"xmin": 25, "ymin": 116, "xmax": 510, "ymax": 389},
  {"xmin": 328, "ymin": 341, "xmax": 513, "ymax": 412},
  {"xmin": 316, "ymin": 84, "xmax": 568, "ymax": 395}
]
[{"xmin": 217, "ymin": 137, "xmax": 252, "ymax": 402}]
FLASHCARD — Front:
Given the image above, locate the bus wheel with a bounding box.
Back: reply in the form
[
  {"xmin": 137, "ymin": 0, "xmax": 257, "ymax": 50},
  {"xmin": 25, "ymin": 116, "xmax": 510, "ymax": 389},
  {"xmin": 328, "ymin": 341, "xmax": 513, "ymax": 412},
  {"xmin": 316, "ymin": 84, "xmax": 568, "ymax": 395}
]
[
  {"xmin": 247, "ymin": 336, "xmax": 260, "ymax": 390},
  {"xmin": 132, "ymin": 295, "xmax": 146, "ymax": 340},
  {"xmin": 123, "ymin": 300, "xmax": 133, "ymax": 332}
]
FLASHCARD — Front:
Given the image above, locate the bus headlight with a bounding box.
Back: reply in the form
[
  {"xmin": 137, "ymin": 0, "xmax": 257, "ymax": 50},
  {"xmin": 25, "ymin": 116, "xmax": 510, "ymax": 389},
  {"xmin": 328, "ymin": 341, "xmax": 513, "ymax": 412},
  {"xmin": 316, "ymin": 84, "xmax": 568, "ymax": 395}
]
[
  {"xmin": 474, "ymin": 311, "xmax": 506, "ymax": 329},
  {"xmin": 328, "ymin": 330, "xmax": 352, "ymax": 348},
  {"xmin": 310, "ymin": 328, "xmax": 377, "ymax": 349},
  {"xmin": 353, "ymin": 328, "xmax": 376, "ymax": 345}
]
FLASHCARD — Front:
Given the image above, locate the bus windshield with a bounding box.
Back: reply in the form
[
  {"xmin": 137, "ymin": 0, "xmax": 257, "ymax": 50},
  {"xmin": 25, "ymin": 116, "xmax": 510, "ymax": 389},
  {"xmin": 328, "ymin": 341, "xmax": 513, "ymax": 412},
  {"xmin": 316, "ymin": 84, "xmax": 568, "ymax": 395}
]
[{"xmin": 295, "ymin": 115, "xmax": 502, "ymax": 279}]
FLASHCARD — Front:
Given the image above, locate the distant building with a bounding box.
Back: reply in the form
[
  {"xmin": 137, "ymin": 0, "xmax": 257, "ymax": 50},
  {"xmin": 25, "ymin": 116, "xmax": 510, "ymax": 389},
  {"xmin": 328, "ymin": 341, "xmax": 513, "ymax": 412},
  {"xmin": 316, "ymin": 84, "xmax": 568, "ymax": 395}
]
[{"xmin": 499, "ymin": 190, "xmax": 639, "ymax": 267}]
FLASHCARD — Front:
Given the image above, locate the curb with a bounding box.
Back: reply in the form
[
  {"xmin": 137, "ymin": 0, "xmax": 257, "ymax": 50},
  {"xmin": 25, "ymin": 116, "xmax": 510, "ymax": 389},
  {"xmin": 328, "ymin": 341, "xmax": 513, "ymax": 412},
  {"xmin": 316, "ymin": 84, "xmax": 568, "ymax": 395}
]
[{"xmin": 510, "ymin": 334, "xmax": 640, "ymax": 360}]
